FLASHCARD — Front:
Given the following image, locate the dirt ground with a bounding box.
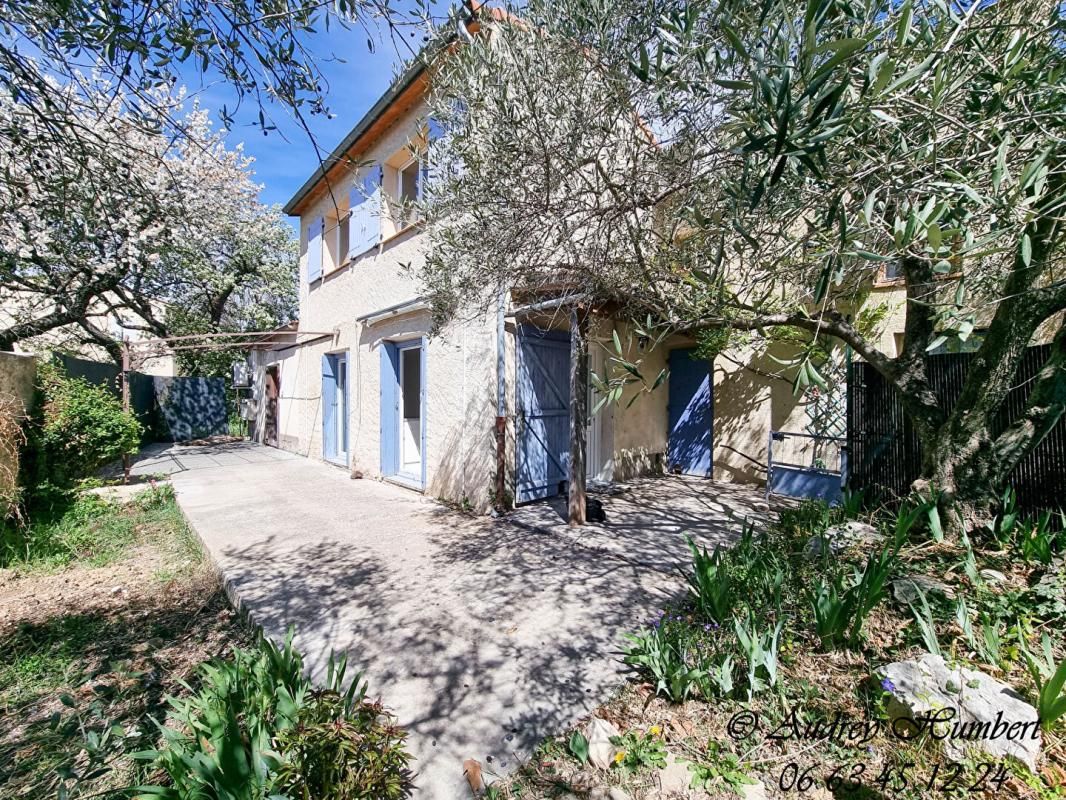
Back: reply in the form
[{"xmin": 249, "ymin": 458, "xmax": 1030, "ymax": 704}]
[{"xmin": 0, "ymin": 514, "xmax": 249, "ymax": 797}]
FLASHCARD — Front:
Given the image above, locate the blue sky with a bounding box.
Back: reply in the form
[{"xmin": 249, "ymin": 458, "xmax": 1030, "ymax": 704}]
[{"xmin": 177, "ymin": 15, "xmax": 430, "ymax": 217}]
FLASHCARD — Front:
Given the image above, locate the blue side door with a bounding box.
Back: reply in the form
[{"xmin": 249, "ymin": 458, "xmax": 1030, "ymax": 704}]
[
  {"xmin": 667, "ymin": 348, "xmax": 713, "ymax": 476},
  {"xmin": 322, "ymin": 352, "xmax": 348, "ymax": 466},
  {"xmin": 516, "ymin": 325, "xmax": 571, "ymax": 503}
]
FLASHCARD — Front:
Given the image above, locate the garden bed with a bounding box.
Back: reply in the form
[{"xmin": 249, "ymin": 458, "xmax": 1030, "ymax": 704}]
[
  {"xmin": 489, "ymin": 499, "xmax": 1066, "ymax": 799},
  {"xmin": 0, "ymin": 484, "xmax": 250, "ymax": 797}
]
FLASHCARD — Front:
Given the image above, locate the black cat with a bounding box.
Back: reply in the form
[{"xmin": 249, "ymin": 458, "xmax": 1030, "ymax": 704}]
[
  {"xmin": 557, "ymin": 481, "xmax": 608, "ymax": 523},
  {"xmin": 585, "ymin": 496, "xmax": 607, "ymax": 523}
]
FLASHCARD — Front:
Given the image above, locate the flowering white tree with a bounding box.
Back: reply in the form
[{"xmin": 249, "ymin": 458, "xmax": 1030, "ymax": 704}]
[
  {"xmin": 0, "ymin": 80, "xmax": 297, "ymax": 362},
  {"xmin": 421, "ymin": 0, "xmax": 1066, "ymax": 534}
]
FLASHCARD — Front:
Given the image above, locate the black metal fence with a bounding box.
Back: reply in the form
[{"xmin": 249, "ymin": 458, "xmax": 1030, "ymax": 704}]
[{"xmin": 847, "ymin": 344, "xmax": 1066, "ymax": 514}]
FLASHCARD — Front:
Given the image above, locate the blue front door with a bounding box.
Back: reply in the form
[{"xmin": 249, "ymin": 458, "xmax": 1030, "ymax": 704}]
[
  {"xmin": 516, "ymin": 325, "xmax": 571, "ymax": 503},
  {"xmin": 322, "ymin": 352, "xmax": 348, "ymax": 466},
  {"xmin": 380, "ymin": 339, "xmax": 427, "ymax": 487},
  {"xmin": 667, "ymin": 348, "xmax": 712, "ymax": 476}
]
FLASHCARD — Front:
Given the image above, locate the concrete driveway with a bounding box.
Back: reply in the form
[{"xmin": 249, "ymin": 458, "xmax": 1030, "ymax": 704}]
[{"xmin": 142, "ymin": 442, "xmax": 766, "ymax": 798}]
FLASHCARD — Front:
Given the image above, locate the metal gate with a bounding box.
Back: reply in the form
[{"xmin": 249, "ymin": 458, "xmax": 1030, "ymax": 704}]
[
  {"xmin": 767, "ymin": 430, "xmax": 846, "ymax": 504},
  {"xmin": 516, "ymin": 325, "xmax": 571, "ymax": 504}
]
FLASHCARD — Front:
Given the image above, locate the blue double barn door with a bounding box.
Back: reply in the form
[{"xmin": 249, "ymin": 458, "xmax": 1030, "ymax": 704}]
[
  {"xmin": 516, "ymin": 326, "xmax": 571, "ymax": 504},
  {"xmin": 667, "ymin": 348, "xmax": 713, "ymax": 476}
]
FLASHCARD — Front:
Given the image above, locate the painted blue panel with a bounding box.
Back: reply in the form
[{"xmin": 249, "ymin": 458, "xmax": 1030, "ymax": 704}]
[
  {"xmin": 322, "ymin": 355, "xmax": 337, "ymax": 461},
  {"xmin": 348, "ymin": 168, "xmax": 381, "ymax": 257},
  {"xmin": 516, "ymin": 326, "xmax": 571, "ymax": 503},
  {"xmin": 667, "ymin": 349, "xmax": 712, "ymax": 476},
  {"xmin": 770, "ymin": 465, "xmax": 843, "ymax": 505},
  {"xmin": 380, "ymin": 343, "xmax": 400, "ymax": 475}
]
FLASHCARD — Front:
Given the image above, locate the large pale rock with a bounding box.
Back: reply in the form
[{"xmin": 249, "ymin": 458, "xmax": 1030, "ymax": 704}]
[
  {"xmin": 891, "ymin": 574, "xmax": 955, "ymax": 605},
  {"xmin": 875, "ymin": 653, "xmax": 1041, "ymax": 771},
  {"xmin": 585, "ymin": 717, "xmax": 622, "ymax": 771},
  {"xmin": 589, "ymin": 789, "xmax": 630, "ymax": 800},
  {"xmin": 738, "ymin": 783, "xmax": 768, "ymax": 800},
  {"xmin": 806, "ymin": 520, "xmax": 882, "ymax": 557},
  {"xmin": 656, "ymin": 752, "xmax": 691, "ymax": 795}
]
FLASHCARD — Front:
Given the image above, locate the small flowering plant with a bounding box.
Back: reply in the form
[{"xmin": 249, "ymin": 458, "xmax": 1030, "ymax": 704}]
[
  {"xmin": 609, "ymin": 728, "xmax": 667, "ymax": 773},
  {"xmin": 624, "ymin": 605, "xmax": 734, "ymax": 703}
]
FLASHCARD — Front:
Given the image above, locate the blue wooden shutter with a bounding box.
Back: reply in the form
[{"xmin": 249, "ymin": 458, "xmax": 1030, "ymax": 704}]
[
  {"xmin": 307, "ymin": 217, "xmax": 323, "ymax": 283},
  {"xmin": 322, "ymin": 354, "xmax": 336, "ymax": 461},
  {"xmin": 348, "ymin": 167, "xmax": 382, "ymax": 257},
  {"xmin": 380, "ymin": 343, "xmax": 399, "ymax": 475}
]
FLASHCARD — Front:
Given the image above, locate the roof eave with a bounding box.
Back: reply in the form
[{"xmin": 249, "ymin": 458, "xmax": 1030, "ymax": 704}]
[{"xmin": 281, "ymin": 59, "xmax": 428, "ymax": 217}]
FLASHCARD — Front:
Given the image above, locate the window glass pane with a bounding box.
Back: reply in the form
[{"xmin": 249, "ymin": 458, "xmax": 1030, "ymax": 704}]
[
  {"xmin": 401, "ymin": 348, "xmax": 421, "ymax": 419},
  {"xmin": 400, "ymin": 162, "xmax": 419, "ymax": 204}
]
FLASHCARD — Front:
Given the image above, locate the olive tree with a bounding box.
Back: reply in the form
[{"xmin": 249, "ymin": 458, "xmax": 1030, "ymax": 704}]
[{"xmin": 420, "ymin": 0, "xmax": 1066, "ymax": 535}]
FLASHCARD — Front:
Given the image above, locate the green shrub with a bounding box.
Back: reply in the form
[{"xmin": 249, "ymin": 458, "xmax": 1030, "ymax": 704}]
[
  {"xmin": 839, "ymin": 487, "xmax": 866, "ymax": 520},
  {"xmin": 29, "ymin": 363, "xmax": 142, "ymax": 497},
  {"xmin": 778, "ymin": 499, "xmax": 835, "ymax": 540},
  {"xmin": 134, "ymin": 631, "xmax": 412, "ymax": 800},
  {"xmin": 733, "ymin": 612, "xmax": 782, "ymax": 699},
  {"xmin": 1021, "ymin": 634, "xmax": 1066, "ymax": 732},
  {"xmin": 685, "ymin": 537, "xmax": 735, "ymax": 623},
  {"xmin": 272, "ymin": 660, "xmax": 412, "ymax": 800},
  {"xmin": 1017, "ymin": 510, "xmax": 1063, "ymax": 565},
  {"xmin": 623, "ymin": 616, "xmax": 706, "ymax": 703},
  {"xmin": 808, "ymin": 545, "xmax": 895, "ymax": 650}
]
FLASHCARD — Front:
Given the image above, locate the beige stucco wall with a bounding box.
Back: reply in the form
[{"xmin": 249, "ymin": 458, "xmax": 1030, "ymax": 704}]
[
  {"xmin": 249, "ymin": 97, "xmax": 508, "ymax": 509},
  {"xmin": 605, "ymin": 319, "xmax": 669, "ymax": 480}
]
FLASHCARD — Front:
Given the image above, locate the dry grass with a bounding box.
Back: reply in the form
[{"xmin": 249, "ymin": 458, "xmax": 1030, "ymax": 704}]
[{"xmin": 0, "ymin": 489, "xmax": 250, "ymax": 797}]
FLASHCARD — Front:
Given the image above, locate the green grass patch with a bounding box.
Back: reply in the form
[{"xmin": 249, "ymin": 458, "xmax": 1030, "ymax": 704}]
[
  {"xmin": 0, "ymin": 483, "xmax": 184, "ymax": 571},
  {"xmin": 0, "ymin": 614, "xmax": 110, "ymax": 708},
  {"xmin": 0, "ymin": 484, "xmax": 241, "ymax": 798}
]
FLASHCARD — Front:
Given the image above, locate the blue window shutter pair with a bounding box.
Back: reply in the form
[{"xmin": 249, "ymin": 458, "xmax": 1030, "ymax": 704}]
[
  {"xmin": 348, "ymin": 167, "xmax": 383, "ymax": 258},
  {"xmin": 307, "ymin": 217, "xmax": 323, "ymax": 283}
]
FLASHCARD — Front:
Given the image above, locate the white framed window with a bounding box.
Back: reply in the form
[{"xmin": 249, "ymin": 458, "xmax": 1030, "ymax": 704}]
[
  {"xmin": 395, "ymin": 158, "xmax": 422, "ymax": 229},
  {"xmin": 337, "ymin": 211, "xmax": 350, "ymax": 265}
]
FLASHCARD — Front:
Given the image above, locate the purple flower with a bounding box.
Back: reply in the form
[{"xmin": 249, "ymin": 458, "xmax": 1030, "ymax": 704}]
[{"xmin": 881, "ymin": 677, "xmax": 896, "ymax": 694}]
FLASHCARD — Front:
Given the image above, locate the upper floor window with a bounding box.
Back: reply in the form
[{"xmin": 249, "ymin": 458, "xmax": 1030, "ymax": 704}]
[
  {"xmin": 395, "ymin": 158, "xmax": 422, "ymax": 229},
  {"xmin": 882, "ymin": 260, "xmax": 903, "ymax": 282}
]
